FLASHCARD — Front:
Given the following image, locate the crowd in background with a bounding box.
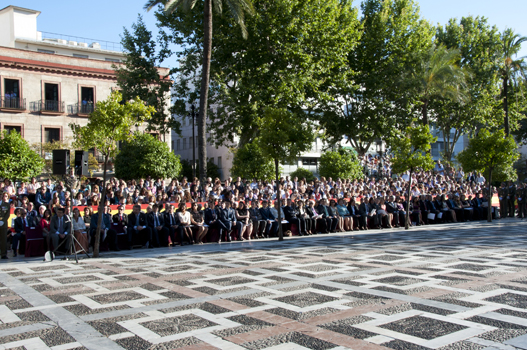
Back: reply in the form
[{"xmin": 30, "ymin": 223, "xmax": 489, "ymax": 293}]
[{"xmin": 1, "ymin": 157, "xmax": 524, "ymax": 260}]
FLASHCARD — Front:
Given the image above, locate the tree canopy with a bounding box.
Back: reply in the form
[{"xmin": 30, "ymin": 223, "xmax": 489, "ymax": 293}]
[
  {"xmin": 0, "ymin": 131, "xmax": 44, "ymax": 181},
  {"xmin": 230, "ymin": 142, "xmax": 275, "ymax": 181},
  {"xmin": 114, "ymin": 133, "xmax": 182, "ymax": 181},
  {"xmin": 457, "ymin": 129, "xmax": 519, "ymax": 221},
  {"xmin": 319, "ymin": 149, "xmax": 363, "ymax": 181}
]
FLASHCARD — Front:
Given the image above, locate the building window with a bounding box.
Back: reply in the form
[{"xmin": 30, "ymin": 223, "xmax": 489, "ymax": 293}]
[
  {"xmin": 217, "ymin": 156, "xmax": 222, "ymax": 168},
  {"xmin": 302, "ymin": 158, "xmax": 317, "ymax": 166},
  {"xmin": 73, "ymin": 53, "xmax": 89, "ymax": 58},
  {"xmin": 2, "ymin": 78, "xmax": 21, "ymax": 108},
  {"xmin": 176, "ymin": 139, "xmax": 180, "ymax": 151},
  {"xmin": 43, "ymin": 83, "xmax": 60, "ymax": 112},
  {"xmin": 44, "ymin": 128, "xmax": 60, "ymax": 143},
  {"xmin": 105, "ymin": 58, "xmax": 120, "ymax": 62},
  {"xmin": 4, "ymin": 125, "xmax": 21, "ymax": 135},
  {"xmin": 79, "ymin": 86, "xmax": 95, "ymax": 114},
  {"xmin": 183, "ymin": 138, "xmax": 187, "ymax": 150},
  {"xmin": 37, "ymin": 49, "xmax": 55, "ymax": 54},
  {"xmin": 189, "ymin": 137, "xmax": 193, "ymax": 150}
]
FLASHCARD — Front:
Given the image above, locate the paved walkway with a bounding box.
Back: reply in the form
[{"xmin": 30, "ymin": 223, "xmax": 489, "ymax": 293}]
[{"xmin": 1, "ymin": 220, "xmax": 527, "ymax": 350}]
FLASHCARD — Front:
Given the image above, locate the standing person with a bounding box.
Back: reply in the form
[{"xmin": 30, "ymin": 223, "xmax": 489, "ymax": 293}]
[
  {"xmin": 508, "ymin": 181, "xmax": 516, "ymax": 218},
  {"xmin": 11, "ymin": 209, "xmax": 27, "ymax": 257},
  {"xmin": 517, "ymin": 183, "xmax": 526, "ymax": 219},
  {"xmin": 259, "ymin": 200, "xmax": 277, "ymax": 238},
  {"xmin": 498, "ymin": 183, "xmax": 508, "ymax": 219},
  {"xmin": 164, "ymin": 204, "xmax": 181, "ymax": 245}
]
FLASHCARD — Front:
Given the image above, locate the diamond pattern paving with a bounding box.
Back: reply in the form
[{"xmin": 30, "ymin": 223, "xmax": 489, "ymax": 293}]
[{"xmin": 1, "ymin": 220, "xmax": 527, "ymax": 349}]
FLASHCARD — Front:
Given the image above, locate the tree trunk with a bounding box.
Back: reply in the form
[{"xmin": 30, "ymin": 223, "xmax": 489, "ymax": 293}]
[
  {"xmin": 422, "ymin": 100, "xmax": 429, "ymax": 126},
  {"xmin": 503, "ymin": 76, "xmax": 510, "ymax": 137},
  {"xmin": 198, "ymin": 0, "xmax": 212, "ymax": 184},
  {"xmin": 488, "ymin": 167, "xmax": 493, "ymax": 222},
  {"xmin": 93, "ymin": 155, "xmax": 108, "ymax": 257},
  {"xmin": 275, "ymin": 158, "xmax": 283, "ymax": 241},
  {"xmin": 405, "ymin": 170, "xmax": 412, "ymax": 230}
]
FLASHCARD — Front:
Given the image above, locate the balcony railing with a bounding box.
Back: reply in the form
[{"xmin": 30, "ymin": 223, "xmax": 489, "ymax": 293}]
[
  {"xmin": 69, "ymin": 102, "xmax": 95, "ymax": 115},
  {"xmin": 31, "ymin": 100, "xmax": 65, "ymax": 113},
  {"xmin": 0, "ymin": 97, "xmax": 26, "ymax": 110}
]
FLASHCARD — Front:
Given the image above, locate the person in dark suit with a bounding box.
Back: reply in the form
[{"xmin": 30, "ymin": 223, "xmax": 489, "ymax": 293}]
[
  {"xmin": 386, "ymin": 196, "xmax": 403, "ymax": 227},
  {"xmin": 446, "ymin": 195, "xmax": 465, "ymax": 222},
  {"xmin": 126, "ymin": 204, "xmax": 152, "ymax": 249},
  {"xmin": 49, "ymin": 207, "xmax": 72, "ymax": 253},
  {"xmin": 424, "ymin": 195, "xmax": 440, "ymax": 224},
  {"xmin": 306, "ymin": 200, "xmax": 323, "ymax": 233},
  {"xmin": 346, "ymin": 198, "xmax": 362, "ymax": 230},
  {"xmin": 11, "ymin": 209, "xmax": 27, "ymax": 257},
  {"xmin": 508, "ymin": 181, "xmax": 516, "ymax": 217},
  {"xmin": 283, "ymin": 199, "xmax": 304, "ymax": 236},
  {"xmin": 317, "ymin": 199, "xmax": 337, "ymax": 233},
  {"xmin": 516, "ymin": 184, "xmax": 526, "ymax": 219},
  {"xmin": 359, "ymin": 196, "xmax": 377, "ymax": 229},
  {"xmin": 259, "ymin": 200, "xmax": 277, "ymax": 237},
  {"xmin": 249, "ymin": 200, "xmax": 266, "ymax": 238},
  {"xmin": 112, "ymin": 205, "xmax": 128, "ymax": 226},
  {"xmin": 164, "ymin": 204, "xmax": 181, "ymax": 245},
  {"xmin": 218, "ymin": 201, "xmax": 238, "ymax": 242},
  {"xmin": 90, "ymin": 206, "xmax": 119, "ymax": 251},
  {"xmin": 0, "ymin": 192, "xmax": 11, "ymax": 259},
  {"xmin": 148, "ymin": 204, "xmax": 168, "ymax": 247}
]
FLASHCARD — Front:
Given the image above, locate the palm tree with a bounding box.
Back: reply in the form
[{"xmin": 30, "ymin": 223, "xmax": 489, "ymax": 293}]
[
  {"xmin": 499, "ymin": 28, "xmax": 527, "ymax": 137},
  {"xmin": 145, "ymin": 0, "xmax": 254, "ymax": 182},
  {"xmin": 412, "ymin": 44, "xmax": 469, "ymax": 126}
]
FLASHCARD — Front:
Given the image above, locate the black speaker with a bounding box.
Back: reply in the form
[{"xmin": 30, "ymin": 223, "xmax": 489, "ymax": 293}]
[
  {"xmin": 74, "ymin": 150, "xmax": 89, "ymax": 176},
  {"xmin": 52, "ymin": 149, "xmax": 70, "ymax": 175}
]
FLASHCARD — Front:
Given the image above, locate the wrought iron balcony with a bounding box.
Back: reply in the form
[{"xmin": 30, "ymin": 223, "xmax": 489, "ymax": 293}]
[
  {"xmin": 32, "ymin": 100, "xmax": 65, "ymax": 113},
  {"xmin": 0, "ymin": 97, "xmax": 26, "ymax": 110},
  {"xmin": 69, "ymin": 102, "xmax": 95, "ymax": 115}
]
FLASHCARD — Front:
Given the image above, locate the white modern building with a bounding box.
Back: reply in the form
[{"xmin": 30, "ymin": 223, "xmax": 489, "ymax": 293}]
[{"xmin": 0, "ymin": 5, "xmax": 171, "ymax": 160}]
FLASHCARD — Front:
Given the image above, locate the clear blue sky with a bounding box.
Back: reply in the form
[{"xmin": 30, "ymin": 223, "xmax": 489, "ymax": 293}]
[{"xmin": 8, "ymin": 0, "xmax": 527, "ymax": 63}]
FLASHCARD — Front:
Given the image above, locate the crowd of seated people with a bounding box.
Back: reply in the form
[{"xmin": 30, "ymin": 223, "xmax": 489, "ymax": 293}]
[{"xmin": 0, "ymin": 159, "xmax": 522, "ymax": 259}]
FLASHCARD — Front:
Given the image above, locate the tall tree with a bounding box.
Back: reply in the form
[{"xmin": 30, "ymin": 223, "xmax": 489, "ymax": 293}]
[
  {"xmin": 257, "ymin": 107, "xmax": 315, "ymax": 241},
  {"xmin": 157, "ymin": 0, "xmax": 360, "ymax": 149},
  {"xmin": 319, "ymin": 149, "xmax": 363, "ymax": 180},
  {"xmin": 457, "ymin": 129, "xmax": 519, "ymax": 221},
  {"xmin": 70, "ymin": 91, "xmax": 154, "ymax": 257},
  {"xmin": 434, "ymin": 16, "xmax": 502, "ymax": 162},
  {"xmin": 498, "ymin": 28, "xmax": 527, "ymax": 136},
  {"xmin": 318, "ymin": 0, "xmax": 433, "ymax": 156},
  {"xmin": 145, "ymin": 0, "xmax": 255, "ymax": 183},
  {"xmin": 388, "ymin": 124, "xmax": 436, "ymax": 229},
  {"xmin": 410, "ymin": 44, "xmax": 469, "ymax": 126},
  {"xmin": 116, "ymin": 16, "xmax": 179, "ymax": 141}
]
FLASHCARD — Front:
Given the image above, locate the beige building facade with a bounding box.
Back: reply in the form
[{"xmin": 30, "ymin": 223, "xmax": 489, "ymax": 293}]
[{"xmin": 0, "ymin": 5, "xmax": 170, "ymax": 158}]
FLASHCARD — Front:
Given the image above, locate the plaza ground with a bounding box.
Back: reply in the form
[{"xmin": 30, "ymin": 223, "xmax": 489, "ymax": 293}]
[{"xmin": 1, "ymin": 219, "xmax": 527, "ymax": 350}]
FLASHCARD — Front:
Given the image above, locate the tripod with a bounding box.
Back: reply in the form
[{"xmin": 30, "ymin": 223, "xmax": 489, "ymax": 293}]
[{"xmin": 50, "ymin": 215, "xmax": 90, "ymax": 263}]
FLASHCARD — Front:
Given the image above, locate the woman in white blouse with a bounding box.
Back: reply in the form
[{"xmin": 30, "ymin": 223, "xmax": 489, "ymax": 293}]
[
  {"xmin": 72, "ymin": 208, "xmax": 89, "ymax": 252},
  {"xmin": 177, "ymin": 202, "xmax": 194, "ymax": 245}
]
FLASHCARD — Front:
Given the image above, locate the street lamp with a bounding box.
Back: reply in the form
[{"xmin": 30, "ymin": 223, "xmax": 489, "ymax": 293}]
[
  {"xmin": 376, "ymin": 140, "xmax": 383, "ymax": 177},
  {"xmin": 189, "ymin": 105, "xmax": 197, "ymax": 179}
]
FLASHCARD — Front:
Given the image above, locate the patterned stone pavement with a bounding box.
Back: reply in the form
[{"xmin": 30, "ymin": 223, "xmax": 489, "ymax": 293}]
[{"xmin": 1, "ymin": 220, "xmax": 527, "ymax": 350}]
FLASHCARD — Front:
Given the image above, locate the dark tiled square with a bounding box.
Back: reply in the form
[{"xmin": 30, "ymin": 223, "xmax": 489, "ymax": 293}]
[
  {"xmin": 242, "ymin": 331, "xmax": 337, "ymax": 350},
  {"xmin": 141, "ymin": 314, "xmax": 218, "ymax": 336},
  {"xmin": 484, "ymin": 293, "xmax": 527, "ymax": 309},
  {"xmin": 206, "ymin": 276, "xmax": 258, "ymax": 286},
  {"xmin": 373, "ymin": 276, "xmax": 427, "ymax": 286},
  {"xmin": 449, "ymin": 264, "xmax": 490, "ymax": 271},
  {"xmin": 320, "ymin": 315, "xmax": 376, "ymax": 339},
  {"xmin": 89, "ymin": 291, "xmax": 146, "ymax": 304},
  {"xmin": 274, "ymin": 292, "xmax": 338, "ymax": 308},
  {"xmin": 380, "ymin": 315, "xmax": 468, "ymax": 340},
  {"xmin": 298, "ymin": 264, "xmax": 338, "ymax": 272},
  {"xmin": 372, "ymin": 255, "xmax": 406, "ymax": 261}
]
